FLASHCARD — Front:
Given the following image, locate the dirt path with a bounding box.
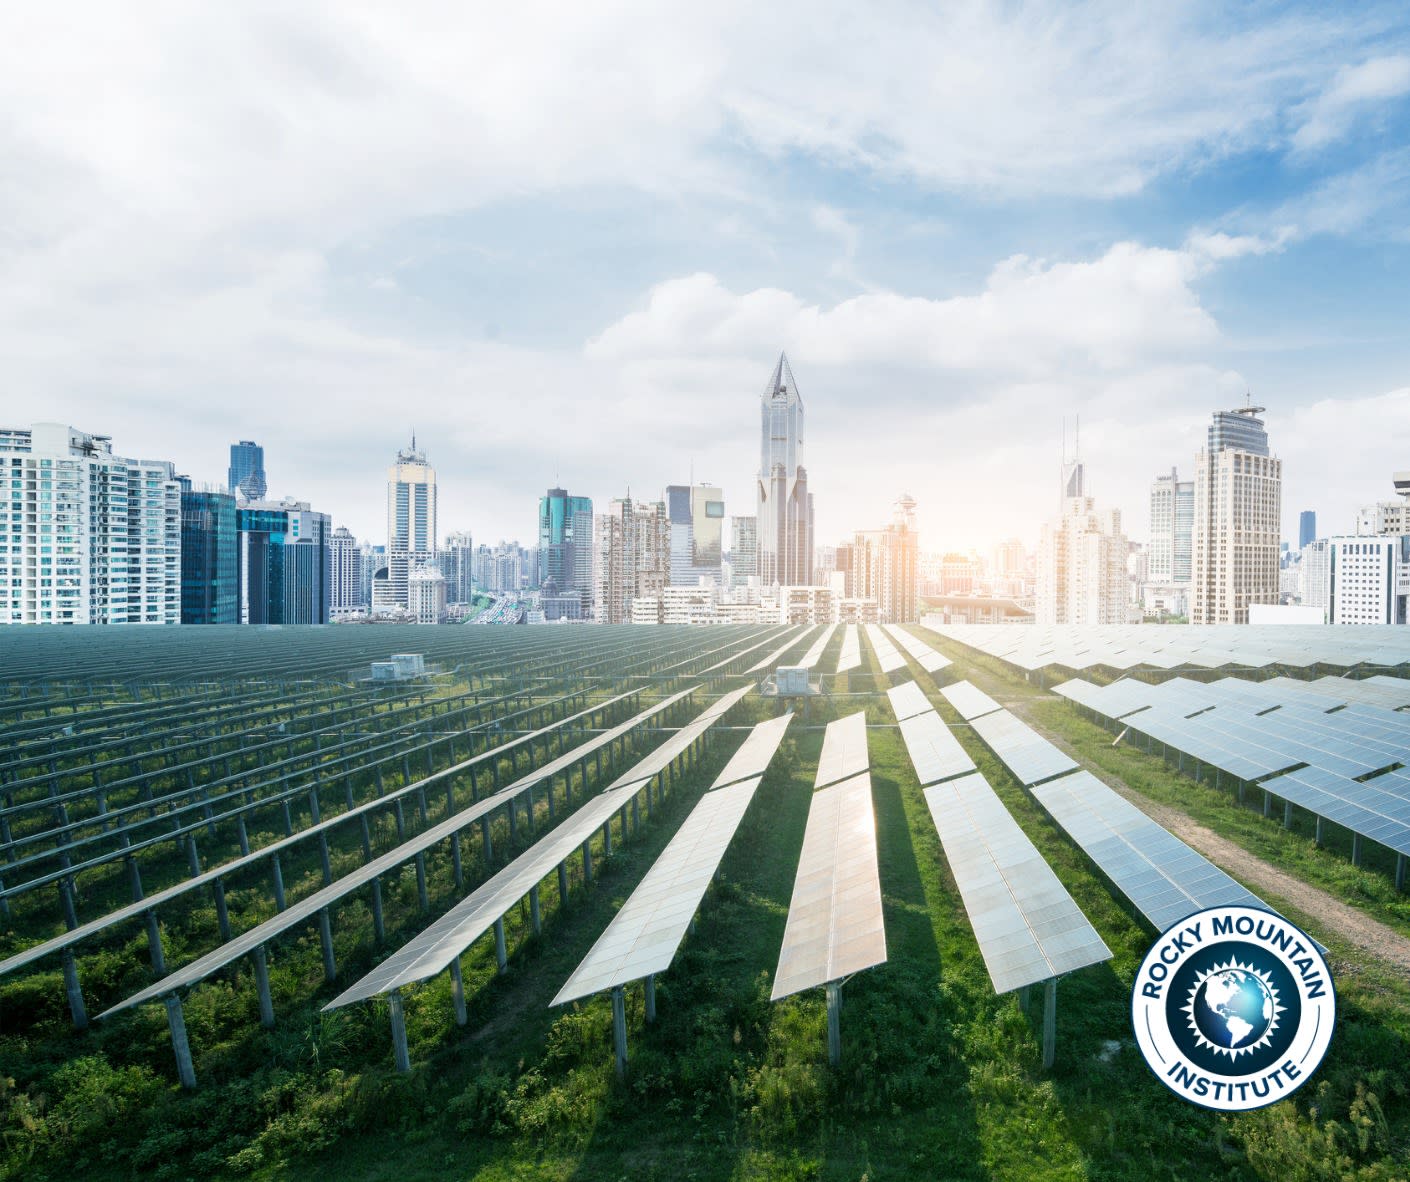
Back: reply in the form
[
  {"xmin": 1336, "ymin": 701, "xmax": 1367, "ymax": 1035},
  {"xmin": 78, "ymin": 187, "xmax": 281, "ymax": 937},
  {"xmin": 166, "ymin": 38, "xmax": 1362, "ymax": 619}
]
[{"xmin": 965, "ymin": 677, "xmax": 1410, "ymax": 978}]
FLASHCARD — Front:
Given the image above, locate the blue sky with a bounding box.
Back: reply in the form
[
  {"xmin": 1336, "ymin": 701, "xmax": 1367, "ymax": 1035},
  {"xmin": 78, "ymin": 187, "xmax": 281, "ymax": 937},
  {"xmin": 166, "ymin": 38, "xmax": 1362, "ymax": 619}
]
[{"xmin": 2, "ymin": 2, "xmax": 1408, "ymax": 554}]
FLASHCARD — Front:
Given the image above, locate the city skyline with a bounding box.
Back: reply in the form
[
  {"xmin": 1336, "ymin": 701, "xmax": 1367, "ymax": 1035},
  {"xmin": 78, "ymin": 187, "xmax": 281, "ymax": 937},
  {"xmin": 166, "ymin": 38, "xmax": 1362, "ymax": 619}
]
[{"xmin": 2, "ymin": 7, "xmax": 1406, "ymax": 555}]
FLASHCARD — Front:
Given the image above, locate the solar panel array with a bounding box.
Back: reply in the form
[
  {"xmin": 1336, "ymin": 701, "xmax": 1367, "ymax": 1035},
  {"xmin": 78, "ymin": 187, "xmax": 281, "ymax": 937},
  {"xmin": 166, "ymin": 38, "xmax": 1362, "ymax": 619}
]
[
  {"xmin": 939, "ymin": 680, "xmax": 1002, "ymax": 721},
  {"xmin": 883, "ymin": 624, "xmax": 951, "ymax": 673},
  {"xmin": 325, "ymin": 686, "xmax": 756, "ymax": 1010},
  {"xmin": 797, "ymin": 624, "xmax": 838, "ymax": 670},
  {"xmin": 553, "ymin": 713, "xmax": 794, "ymax": 1007},
  {"xmin": 835, "ymin": 625, "xmax": 862, "ymax": 673},
  {"xmin": 969, "ymin": 709, "xmax": 1078, "ymax": 787},
  {"xmin": 1259, "ymin": 767, "xmax": 1410, "ymax": 857},
  {"xmin": 748, "ymin": 626, "xmax": 814, "ymax": 673},
  {"xmin": 929, "ymin": 621, "xmax": 1410, "ymax": 675},
  {"xmin": 888, "ymin": 680, "xmax": 975, "ymax": 786},
  {"xmin": 814, "ymin": 710, "xmax": 870, "ymax": 789},
  {"xmin": 1032, "ymin": 772, "xmax": 1272, "ymax": 933},
  {"xmin": 771, "ymin": 773, "xmax": 886, "ymax": 1000},
  {"xmin": 863, "ymin": 625, "xmax": 908, "ymax": 674},
  {"xmin": 924, "ymin": 772, "xmax": 1110, "ymax": 994}
]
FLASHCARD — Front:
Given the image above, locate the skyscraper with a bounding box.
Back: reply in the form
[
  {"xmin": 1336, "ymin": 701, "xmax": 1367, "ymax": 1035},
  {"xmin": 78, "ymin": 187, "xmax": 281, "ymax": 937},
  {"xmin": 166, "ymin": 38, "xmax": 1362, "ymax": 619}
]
[
  {"xmin": 329, "ymin": 526, "xmax": 361, "ymax": 616},
  {"xmin": 178, "ymin": 477, "xmax": 238, "ymax": 624},
  {"xmin": 852, "ymin": 493, "xmax": 920, "ymax": 623},
  {"xmin": 374, "ymin": 437, "xmax": 437, "ymax": 614},
  {"xmin": 666, "ymin": 482, "xmax": 724, "ymax": 586},
  {"xmin": 756, "ymin": 353, "xmax": 814, "ymax": 586},
  {"xmin": 537, "ymin": 487, "xmax": 593, "ymax": 604},
  {"xmin": 442, "ymin": 530, "xmax": 475, "ymax": 605},
  {"xmin": 1149, "ymin": 468, "xmax": 1194, "ymax": 584},
  {"xmin": 729, "ymin": 515, "xmax": 757, "ymax": 587},
  {"xmin": 1190, "ymin": 405, "xmax": 1282, "ymax": 625},
  {"xmin": 228, "ymin": 440, "xmax": 267, "ymax": 501},
  {"xmin": 1036, "ymin": 471, "xmax": 1129, "ymax": 626},
  {"xmin": 1299, "ymin": 510, "xmax": 1317, "ymax": 550},
  {"xmin": 237, "ymin": 498, "xmax": 331, "ymax": 624},
  {"xmin": 0, "ymin": 423, "xmax": 181, "ymax": 625},
  {"xmin": 593, "ymin": 496, "xmax": 669, "ymax": 623}
]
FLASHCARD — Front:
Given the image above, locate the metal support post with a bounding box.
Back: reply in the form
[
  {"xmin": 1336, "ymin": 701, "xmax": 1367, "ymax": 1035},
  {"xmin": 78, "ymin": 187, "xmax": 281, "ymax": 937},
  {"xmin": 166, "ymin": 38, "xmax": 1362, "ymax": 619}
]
[
  {"xmin": 253, "ymin": 945, "xmax": 275, "ymax": 1028},
  {"xmin": 826, "ymin": 981, "xmax": 842, "ymax": 1067},
  {"xmin": 645, "ymin": 974, "xmax": 656, "ymax": 1023},
  {"xmin": 389, "ymin": 989, "xmax": 411, "ymax": 1073},
  {"xmin": 1396, "ymin": 853, "xmax": 1405, "ymax": 893},
  {"xmin": 62, "ymin": 948, "xmax": 87, "ymax": 1030},
  {"xmin": 558, "ymin": 861, "xmax": 569, "ymax": 903},
  {"xmin": 603, "ymin": 819, "xmax": 613, "ymax": 857},
  {"xmin": 164, "ymin": 994, "xmax": 198, "ymax": 1089},
  {"xmin": 612, "ymin": 985, "xmax": 628, "ymax": 1078},
  {"xmin": 372, "ymin": 876, "xmax": 385, "ymax": 943},
  {"xmin": 1262, "ymin": 791, "xmax": 1272, "ymax": 818},
  {"xmin": 482, "ymin": 816, "xmax": 493, "ymax": 862},
  {"xmin": 146, "ymin": 909, "xmax": 167, "ymax": 975},
  {"xmin": 1283, "ymin": 800, "xmax": 1293, "ymax": 829},
  {"xmin": 318, "ymin": 907, "xmax": 336, "ymax": 982},
  {"xmin": 452, "ymin": 832, "xmax": 464, "ymax": 888},
  {"xmin": 318, "ymin": 834, "xmax": 332, "ymax": 885},
  {"xmin": 494, "ymin": 917, "xmax": 508, "ymax": 972},
  {"xmin": 415, "ymin": 852, "xmax": 429, "ymax": 910},
  {"xmin": 271, "ymin": 854, "xmax": 286, "ymax": 911},
  {"xmin": 450, "ymin": 958, "xmax": 467, "ymax": 1026},
  {"xmin": 1353, "ymin": 833, "xmax": 1363, "ymax": 866},
  {"xmin": 236, "ymin": 813, "xmax": 250, "ymax": 857},
  {"xmin": 583, "ymin": 842, "xmax": 592, "ymax": 883},
  {"xmin": 1042, "ymin": 978, "xmax": 1057, "ymax": 1070},
  {"xmin": 60, "ymin": 877, "xmax": 79, "ymax": 930},
  {"xmin": 213, "ymin": 878, "xmax": 231, "ymax": 942},
  {"xmin": 530, "ymin": 884, "xmax": 542, "ymax": 935},
  {"xmin": 1315, "ymin": 816, "xmax": 1325, "ymax": 845}
]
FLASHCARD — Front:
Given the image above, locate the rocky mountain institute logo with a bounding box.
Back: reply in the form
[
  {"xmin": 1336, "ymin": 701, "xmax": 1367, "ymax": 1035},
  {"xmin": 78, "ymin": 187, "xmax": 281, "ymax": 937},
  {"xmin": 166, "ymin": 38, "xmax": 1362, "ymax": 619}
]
[{"xmin": 1131, "ymin": 905, "xmax": 1335, "ymax": 1110}]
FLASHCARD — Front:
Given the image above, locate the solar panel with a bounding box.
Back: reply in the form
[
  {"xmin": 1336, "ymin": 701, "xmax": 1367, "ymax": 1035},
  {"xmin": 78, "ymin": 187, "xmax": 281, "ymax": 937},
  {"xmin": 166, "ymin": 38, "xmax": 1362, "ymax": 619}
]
[
  {"xmin": 604, "ymin": 685, "xmax": 754, "ymax": 789},
  {"xmin": 1260, "ymin": 767, "xmax": 1410, "ymax": 858},
  {"xmin": 797, "ymin": 624, "xmax": 838, "ymax": 670},
  {"xmin": 98, "ymin": 684, "xmax": 711, "ymax": 1019},
  {"xmin": 553, "ymin": 775, "xmax": 762, "ymax": 1006},
  {"xmin": 924, "ymin": 772, "xmax": 1110, "ymax": 994},
  {"xmin": 835, "ymin": 626, "xmax": 861, "ymax": 673},
  {"xmin": 863, "ymin": 625, "xmax": 907, "ymax": 674},
  {"xmin": 771, "ymin": 772, "xmax": 886, "ymax": 1000},
  {"xmin": 748, "ymin": 626, "xmax": 813, "ymax": 673},
  {"xmin": 897, "ymin": 710, "xmax": 976, "ymax": 785},
  {"xmin": 882, "ymin": 624, "xmax": 951, "ymax": 673},
  {"xmin": 711, "ymin": 712, "xmax": 794, "ymax": 789},
  {"xmin": 324, "ymin": 686, "xmax": 757, "ymax": 1011},
  {"xmin": 814, "ymin": 711, "xmax": 869, "ymax": 788},
  {"xmin": 1032, "ymin": 771, "xmax": 1274, "ymax": 933},
  {"xmin": 887, "ymin": 680, "xmax": 933, "ymax": 722},
  {"xmin": 969, "ymin": 709, "xmax": 1077, "ymax": 787},
  {"xmin": 939, "ymin": 680, "xmax": 1002, "ymax": 721}
]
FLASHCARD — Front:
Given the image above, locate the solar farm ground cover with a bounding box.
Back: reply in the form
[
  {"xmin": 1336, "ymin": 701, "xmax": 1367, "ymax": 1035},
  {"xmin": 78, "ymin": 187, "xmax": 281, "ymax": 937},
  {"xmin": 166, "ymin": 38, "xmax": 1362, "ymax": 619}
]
[{"xmin": 2, "ymin": 626, "xmax": 1408, "ymax": 1181}]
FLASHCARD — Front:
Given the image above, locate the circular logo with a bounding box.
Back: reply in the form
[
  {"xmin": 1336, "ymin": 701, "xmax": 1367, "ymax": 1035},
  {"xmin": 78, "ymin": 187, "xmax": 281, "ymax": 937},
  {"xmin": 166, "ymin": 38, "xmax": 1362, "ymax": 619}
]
[{"xmin": 1131, "ymin": 905, "xmax": 1335, "ymax": 1110}]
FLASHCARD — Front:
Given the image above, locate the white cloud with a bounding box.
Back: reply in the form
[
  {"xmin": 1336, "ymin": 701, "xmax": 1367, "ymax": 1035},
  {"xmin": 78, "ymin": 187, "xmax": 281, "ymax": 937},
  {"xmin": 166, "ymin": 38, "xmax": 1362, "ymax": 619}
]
[
  {"xmin": 1292, "ymin": 54, "xmax": 1410, "ymax": 152},
  {"xmin": 587, "ymin": 243, "xmax": 1217, "ymax": 374}
]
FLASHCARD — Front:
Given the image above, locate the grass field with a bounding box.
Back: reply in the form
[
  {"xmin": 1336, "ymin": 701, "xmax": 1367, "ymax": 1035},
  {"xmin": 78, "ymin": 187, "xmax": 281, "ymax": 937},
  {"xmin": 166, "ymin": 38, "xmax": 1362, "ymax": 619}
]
[{"xmin": 3, "ymin": 639, "xmax": 1408, "ymax": 1181}]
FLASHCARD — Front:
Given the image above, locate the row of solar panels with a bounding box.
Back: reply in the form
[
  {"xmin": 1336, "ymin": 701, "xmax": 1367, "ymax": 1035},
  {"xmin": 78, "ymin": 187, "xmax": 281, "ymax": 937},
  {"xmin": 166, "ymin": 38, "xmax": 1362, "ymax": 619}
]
[
  {"xmin": 888, "ymin": 679, "xmax": 1293, "ymax": 996},
  {"xmin": 929, "ymin": 622, "xmax": 1410, "ymax": 675},
  {"xmin": 1055, "ymin": 674, "xmax": 1410, "ymax": 861}
]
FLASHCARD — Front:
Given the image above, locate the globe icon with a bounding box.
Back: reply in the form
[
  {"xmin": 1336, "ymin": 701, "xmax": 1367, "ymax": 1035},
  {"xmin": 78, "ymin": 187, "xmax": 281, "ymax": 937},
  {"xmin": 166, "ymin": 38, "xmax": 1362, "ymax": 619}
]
[{"xmin": 1192, "ymin": 969, "xmax": 1275, "ymax": 1050}]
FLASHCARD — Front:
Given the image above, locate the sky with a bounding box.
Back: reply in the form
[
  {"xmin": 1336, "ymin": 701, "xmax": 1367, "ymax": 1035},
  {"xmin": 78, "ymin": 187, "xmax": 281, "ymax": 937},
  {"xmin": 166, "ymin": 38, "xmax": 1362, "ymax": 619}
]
[{"xmin": 3, "ymin": 2, "xmax": 1409, "ymax": 556}]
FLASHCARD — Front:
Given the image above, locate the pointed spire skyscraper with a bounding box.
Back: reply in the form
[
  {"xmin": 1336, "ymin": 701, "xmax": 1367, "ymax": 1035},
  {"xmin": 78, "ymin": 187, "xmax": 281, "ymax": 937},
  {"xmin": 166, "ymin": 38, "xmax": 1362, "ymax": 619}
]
[{"xmin": 756, "ymin": 352, "xmax": 814, "ymax": 586}]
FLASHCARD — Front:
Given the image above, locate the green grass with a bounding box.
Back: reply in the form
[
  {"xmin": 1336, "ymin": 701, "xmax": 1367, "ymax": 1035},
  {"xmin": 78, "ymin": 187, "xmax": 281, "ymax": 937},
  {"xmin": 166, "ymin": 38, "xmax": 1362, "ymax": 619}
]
[{"xmin": 3, "ymin": 653, "xmax": 1409, "ymax": 1181}]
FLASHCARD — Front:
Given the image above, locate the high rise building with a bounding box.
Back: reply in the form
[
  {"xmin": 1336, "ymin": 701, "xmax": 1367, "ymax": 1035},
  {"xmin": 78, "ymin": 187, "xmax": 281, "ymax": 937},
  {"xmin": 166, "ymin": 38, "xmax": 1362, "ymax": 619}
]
[
  {"xmin": 1149, "ymin": 468, "xmax": 1195, "ymax": 584},
  {"xmin": 442, "ymin": 530, "xmax": 475, "ymax": 605},
  {"xmin": 178, "ymin": 478, "xmax": 237, "ymax": 624},
  {"xmin": 537, "ymin": 487, "xmax": 593, "ymax": 606},
  {"xmin": 374, "ymin": 438, "xmax": 437, "ymax": 614},
  {"xmin": 1299, "ymin": 510, "xmax": 1317, "ymax": 550},
  {"xmin": 408, "ymin": 566, "xmax": 447, "ymax": 625},
  {"xmin": 729, "ymin": 516, "xmax": 757, "ymax": 587},
  {"xmin": 1190, "ymin": 405, "xmax": 1282, "ymax": 625},
  {"xmin": 228, "ymin": 440, "xmax": 267, "ymax": 502},
  {"xmin": 851, "ymin": 493, "xmax": 920, "ymax": 623},
  {"xmin": 1036, "ymin": 473, "xmax": 1129, "ymax": 626},
  {"xmin": 329, "ymin": 526, "xmax": 361, "ymax": 617},
  {"xmin": 359, "ymin": 543, "xmax": 384, "ymax": 609},
  {"xmin": 756, "ymin": 353, "xmax": 814, "ymax": 586},
  {"xmin": 236, "ymin": 498, "xmax": 331, "ymax": 624},
  {"xmin": 1303, "ymin": 536, "xmax": 1410, "ymax": 625},
  {"xmin": 594, "ymin": 496, "xmax": 669, "ymax": 623},
  {"xmin": 666, "ymin": 482, "xmax": 724, "ymax": 586},
  {"xmin": 0, "ymin": 423, "xmax": 181, "ymax": 626},
  {"xmin": 1355, "ymin": 473, "xmax": 1410, "ymax": 537}
]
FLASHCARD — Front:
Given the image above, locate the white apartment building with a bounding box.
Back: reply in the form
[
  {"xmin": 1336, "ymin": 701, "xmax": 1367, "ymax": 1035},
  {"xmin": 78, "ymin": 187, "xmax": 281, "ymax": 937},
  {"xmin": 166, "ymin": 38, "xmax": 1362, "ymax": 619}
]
[
  {"xmin": 1036, "ymin": 492, "xmax": 1129, "ymax": 626},
  {"xmin": 0, "ymin": 423, "xmax": 180, "ymax": 625},
  {"xmin": 374, "ymin": 438, "xmax": 437, "ymax": 614},
  {"xmin": 1190, "ymin": 407, "xmax": 1282, "ymax": 625},
  {"xmin": 1303, "ymin": 536, "xmax": 1410, "ymax": 625},
  {"xmin": 408, "ymin": 565, "xmax": 447, "ymax": 625},
  {"xmin": 593, "ymin": 497, "xmax": 669, "ymax": 624}
]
